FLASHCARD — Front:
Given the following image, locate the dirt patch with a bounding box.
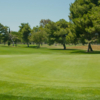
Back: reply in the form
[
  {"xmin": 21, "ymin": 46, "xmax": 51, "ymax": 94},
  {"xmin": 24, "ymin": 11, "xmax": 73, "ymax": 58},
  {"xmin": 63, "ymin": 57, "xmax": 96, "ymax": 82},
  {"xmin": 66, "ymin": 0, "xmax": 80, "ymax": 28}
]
[{"xmin": 67, "ymin": 45, "xmax": 100, "ymax": 51}]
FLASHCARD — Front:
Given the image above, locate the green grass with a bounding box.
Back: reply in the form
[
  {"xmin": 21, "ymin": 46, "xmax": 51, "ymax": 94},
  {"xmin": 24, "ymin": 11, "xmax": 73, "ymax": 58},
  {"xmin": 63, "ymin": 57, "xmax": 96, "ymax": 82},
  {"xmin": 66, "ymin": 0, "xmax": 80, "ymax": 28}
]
[{"xmin": 0, "ymin": 44, "xmax": 100, "ymax": 100}]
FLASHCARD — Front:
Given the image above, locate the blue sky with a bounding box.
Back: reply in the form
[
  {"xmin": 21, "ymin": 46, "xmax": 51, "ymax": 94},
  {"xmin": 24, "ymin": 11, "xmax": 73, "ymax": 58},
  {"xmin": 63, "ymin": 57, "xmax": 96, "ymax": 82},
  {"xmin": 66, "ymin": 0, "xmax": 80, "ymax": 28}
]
[{"xmin": 0, "ymin": 0, "xmax": 75, "ymax": 31}]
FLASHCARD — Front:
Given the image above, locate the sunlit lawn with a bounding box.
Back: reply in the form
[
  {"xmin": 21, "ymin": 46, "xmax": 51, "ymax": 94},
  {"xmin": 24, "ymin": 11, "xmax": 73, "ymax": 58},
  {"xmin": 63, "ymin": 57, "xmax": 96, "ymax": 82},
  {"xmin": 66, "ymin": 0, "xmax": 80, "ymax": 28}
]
[{"xmin": 0, "ymin": 44, "xmax": 100, "ymax": 100}]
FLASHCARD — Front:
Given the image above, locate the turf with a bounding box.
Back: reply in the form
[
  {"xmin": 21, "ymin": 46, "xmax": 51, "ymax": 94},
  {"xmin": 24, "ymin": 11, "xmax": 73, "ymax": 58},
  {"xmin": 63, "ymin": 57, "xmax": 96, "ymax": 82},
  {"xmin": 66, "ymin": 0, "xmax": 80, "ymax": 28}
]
[{"xmin": 0, "ymin": 45, "xmax": 100, "ymax": 100}]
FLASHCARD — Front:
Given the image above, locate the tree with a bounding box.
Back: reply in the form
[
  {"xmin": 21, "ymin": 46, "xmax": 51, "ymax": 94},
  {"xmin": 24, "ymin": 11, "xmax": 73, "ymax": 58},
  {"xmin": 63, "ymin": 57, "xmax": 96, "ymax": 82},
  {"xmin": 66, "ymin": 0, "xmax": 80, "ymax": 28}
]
[
  {"xmin": 69, "ymin": 0, "xmax": 100, "ymax": 52},
  {"xmin": 31, "ymin": 26, "xmax": 47, "ymax": 48},
  {"xmin": 19, "ymin": 23, "xmax": 31, "ymax": 47},
  {"xmin": 45, "ymin": 19, "xmax": 69, "ymax": 50},
  {"xmin": 54, "ymin": 28, "xmax": 68, "ymax": 49},
  {"xmin": 56, "ymin": 19, "xmax": 70, "ymax": 49}
]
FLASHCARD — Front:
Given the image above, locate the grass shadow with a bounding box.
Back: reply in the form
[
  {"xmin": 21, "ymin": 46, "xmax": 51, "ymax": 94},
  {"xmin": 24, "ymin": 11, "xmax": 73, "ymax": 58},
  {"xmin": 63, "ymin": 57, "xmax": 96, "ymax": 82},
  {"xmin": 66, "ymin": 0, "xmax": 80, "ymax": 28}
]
[
  {"xmin": 0, "ymin": 94, "xmax": 59, "ymax": 100},
  {"xmin": 70, "ymin": 49, "xmax": 100, "ymax": 54},
  {"xmin": 26, "ymin": 45, "xmax": 38, "ymax": 48},
  {"xmin": 50, "ymin": 48, "xmax": 100, "ymax": 54},
  {"xmin": 25, "ymin": 45, "xmax": 47, "ymax": 49},
  {"xmin": 50, "ymin": 48, "xmax": 77, "ymax": 50}
]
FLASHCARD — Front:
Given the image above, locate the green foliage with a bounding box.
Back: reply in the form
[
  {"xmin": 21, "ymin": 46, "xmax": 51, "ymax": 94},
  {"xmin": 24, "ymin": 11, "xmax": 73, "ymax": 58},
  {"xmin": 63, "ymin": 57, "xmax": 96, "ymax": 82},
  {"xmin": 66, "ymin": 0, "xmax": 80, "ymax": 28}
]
[
  {"xmin": 66, "ymin": 23, "xmax": 78, "ymax": 44},
  {"xmin": 69, "ymin": 0, "xmax": 100, "ymax": 38},
  {"xmin": 54, "ymin": 28, "xmax": 67, "ymax": 44},
  {"xmin": 56, "ymin": 19, "xmax": 69, "ymax": 28}
]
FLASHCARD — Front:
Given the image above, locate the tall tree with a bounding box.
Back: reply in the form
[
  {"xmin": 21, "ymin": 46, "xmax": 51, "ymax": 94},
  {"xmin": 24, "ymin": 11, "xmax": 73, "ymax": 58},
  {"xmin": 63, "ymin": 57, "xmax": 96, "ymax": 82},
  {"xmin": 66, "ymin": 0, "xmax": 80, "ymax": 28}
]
[
  {"xmin": 69, "ymin": 0, "xmax": 100, "ymax": 52},
  {"xmin": 19, "ymin": 23, "xmax": 31, "ymax": 47}
]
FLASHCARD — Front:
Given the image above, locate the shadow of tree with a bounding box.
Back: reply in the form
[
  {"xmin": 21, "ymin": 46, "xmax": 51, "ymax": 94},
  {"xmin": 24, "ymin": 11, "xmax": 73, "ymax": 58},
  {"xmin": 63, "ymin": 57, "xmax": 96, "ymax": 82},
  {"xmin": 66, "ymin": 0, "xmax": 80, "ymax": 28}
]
[
  {"xmin": 26, "ymin": 45, "xmax": 38, "ymax": 48},
  {"xmin": 50, "ymin": 48, "xmax": 100, "ymax": 54},
  {"xmin": 70, "ymin": 50, "xmax": 100, "ymax": 54}
]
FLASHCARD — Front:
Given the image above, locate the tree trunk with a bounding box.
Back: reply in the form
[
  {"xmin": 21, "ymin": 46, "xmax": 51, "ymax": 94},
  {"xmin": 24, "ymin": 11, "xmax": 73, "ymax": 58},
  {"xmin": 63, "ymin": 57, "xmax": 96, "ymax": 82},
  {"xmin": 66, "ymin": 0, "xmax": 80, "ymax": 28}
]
[
  {"xmin": 63, "ymin": 44, "xmax": 66, "ymax": 50},
  {"xmin": 62, "ymin": 36, "xmax": 66, "ymax": 50},
  {"xmin": 27, "ymin": 42, "xmax": 29, "ymax": 47},
  {"xmin": 87, "ymin": 42, "xmax": 93, "ymax": 52},
  {"xmin": 8, "ymin": 41, "xmax": 11, "ymax": 46},
  {"xmin": 0, "ymin": 39, "xmax": 1, "ymax": 44}
]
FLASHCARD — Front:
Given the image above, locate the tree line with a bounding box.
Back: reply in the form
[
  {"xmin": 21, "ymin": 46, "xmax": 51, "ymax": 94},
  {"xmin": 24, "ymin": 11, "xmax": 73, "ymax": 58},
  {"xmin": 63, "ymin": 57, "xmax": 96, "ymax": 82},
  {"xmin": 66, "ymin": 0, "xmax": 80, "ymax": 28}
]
[
  {"xmin": 0, "ymin": 19, "xmax": 75, "ymax": 49},
  {"xmin": 0, "ymin": 0, "xmax": 100, "ymax": 52}
]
